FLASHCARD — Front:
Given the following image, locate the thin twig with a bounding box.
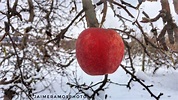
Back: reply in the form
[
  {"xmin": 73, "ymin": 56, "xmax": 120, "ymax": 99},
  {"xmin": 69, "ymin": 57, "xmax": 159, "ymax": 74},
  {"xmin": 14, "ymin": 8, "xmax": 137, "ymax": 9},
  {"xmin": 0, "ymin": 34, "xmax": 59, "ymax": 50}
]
[{"xmin": 120, "ymin": 64, "xmax": 163, "ymax": 100}]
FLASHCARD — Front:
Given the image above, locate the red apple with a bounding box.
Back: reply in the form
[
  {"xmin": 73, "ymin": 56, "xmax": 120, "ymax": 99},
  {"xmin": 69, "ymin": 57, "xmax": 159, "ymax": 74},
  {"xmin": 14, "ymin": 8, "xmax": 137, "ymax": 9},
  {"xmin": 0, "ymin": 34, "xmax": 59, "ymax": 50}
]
[{"xmin": 76, "ymin": 28, "xmax": 124, "ymax": 75}]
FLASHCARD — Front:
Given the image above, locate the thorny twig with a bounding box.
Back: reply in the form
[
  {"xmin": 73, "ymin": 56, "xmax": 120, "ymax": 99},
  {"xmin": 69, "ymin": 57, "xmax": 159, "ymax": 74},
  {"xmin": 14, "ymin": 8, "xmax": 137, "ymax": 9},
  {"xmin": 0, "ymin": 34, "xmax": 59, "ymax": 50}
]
[
  {"xmin": 67, "ymin": 74, "xmax": 108, "ymax": 99},
  {"xmin": 120, "ymin": 64, "xmax": 163, "ymax": 100},
  {"xmin": 45, "ymin": 9, "xmax": 84, "ymax": 45},
  {"xmin": 90, "ymin": 74, "xmax": 108, "ymax": 99}
]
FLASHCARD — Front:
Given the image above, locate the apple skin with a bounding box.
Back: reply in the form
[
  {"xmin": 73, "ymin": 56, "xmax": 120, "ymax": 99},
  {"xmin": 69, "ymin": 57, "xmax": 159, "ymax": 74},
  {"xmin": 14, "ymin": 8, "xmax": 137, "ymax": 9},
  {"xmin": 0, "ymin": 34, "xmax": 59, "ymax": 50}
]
[{"xmin": 76, "ymin": 28, "xmax": 124, "ymax": 75}]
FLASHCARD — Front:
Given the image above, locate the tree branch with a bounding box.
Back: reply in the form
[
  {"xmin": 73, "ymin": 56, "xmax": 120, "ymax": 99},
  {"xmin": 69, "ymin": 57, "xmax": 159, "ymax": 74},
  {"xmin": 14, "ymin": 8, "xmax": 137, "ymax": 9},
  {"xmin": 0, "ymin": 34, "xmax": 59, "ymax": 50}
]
[
  {"xmin": 121, "ymin": 64, "xmax": 163, "ymax": 100},
  {"xmin": 82, "ymin": 0, "xmax": 99, "ymax": 27}
]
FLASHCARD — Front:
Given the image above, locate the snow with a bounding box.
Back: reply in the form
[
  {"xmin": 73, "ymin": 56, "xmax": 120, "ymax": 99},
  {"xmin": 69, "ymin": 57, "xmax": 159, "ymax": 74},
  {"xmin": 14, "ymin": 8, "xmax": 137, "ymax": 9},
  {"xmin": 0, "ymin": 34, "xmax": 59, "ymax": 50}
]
[
  {"xmin": 135, "ymin": 70, "xmax": 150, "ymax": 81},
  {"xmin": 105, "ymin": 67, "xmax": 178, "ymax": 100},
  {"xmin": 29, "ymin": 60, "xmax": 178, "ymax": 100}
]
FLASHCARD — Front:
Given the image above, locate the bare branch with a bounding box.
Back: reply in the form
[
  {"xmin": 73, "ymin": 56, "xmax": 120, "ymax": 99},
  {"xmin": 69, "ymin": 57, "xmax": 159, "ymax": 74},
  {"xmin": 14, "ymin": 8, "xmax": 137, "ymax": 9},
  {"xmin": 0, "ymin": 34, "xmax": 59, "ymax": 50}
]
[
  {"xmin": 100, "ymin": 1, "xmax": 107, "ymax": 28},
  {"xmin": 82, "ymin": 0, "xmax": 99, "ymax": 27},
  {"xmin": 28, "ymin": 0, "xmax": 34, "ymax": 22},
  {"xmin": 173, "ymin": 0, "xmax": 178, "ymax": 14},
  {"xmin": 121, "ymin": 64, "xmax": 163, "ymax": 100},
  {"xmin": 112, "ymin": 1, "xmax": 135, "ymax": 18}
]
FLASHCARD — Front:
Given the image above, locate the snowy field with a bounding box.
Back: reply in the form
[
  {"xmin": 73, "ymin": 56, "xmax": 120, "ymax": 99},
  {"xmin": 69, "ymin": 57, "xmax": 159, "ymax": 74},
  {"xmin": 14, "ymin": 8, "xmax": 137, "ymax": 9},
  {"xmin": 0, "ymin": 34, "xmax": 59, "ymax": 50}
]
[{"xmin": 30, "ymin": 59, "xmax": 178, "ymax": 100}]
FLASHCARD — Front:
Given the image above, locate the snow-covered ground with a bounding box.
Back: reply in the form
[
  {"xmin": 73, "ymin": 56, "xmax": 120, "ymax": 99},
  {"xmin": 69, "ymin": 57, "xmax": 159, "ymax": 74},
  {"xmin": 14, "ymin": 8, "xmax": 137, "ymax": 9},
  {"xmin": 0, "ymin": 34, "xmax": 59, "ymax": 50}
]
[{"xmin": 31, "ymin": 59, "xmax": 178, "ymax": 100}]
